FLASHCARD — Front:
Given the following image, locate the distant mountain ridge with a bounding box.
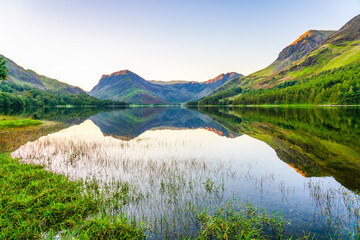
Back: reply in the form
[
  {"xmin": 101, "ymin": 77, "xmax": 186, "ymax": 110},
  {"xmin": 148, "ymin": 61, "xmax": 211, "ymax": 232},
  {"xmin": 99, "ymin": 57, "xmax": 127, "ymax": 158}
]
[
  {"xmin": 89, "ymin": 70, "xmax": 242, "ymax": 104},
  {"xmin": 2, "ymin": 55, "xmax": 85, "ymax": 94}
]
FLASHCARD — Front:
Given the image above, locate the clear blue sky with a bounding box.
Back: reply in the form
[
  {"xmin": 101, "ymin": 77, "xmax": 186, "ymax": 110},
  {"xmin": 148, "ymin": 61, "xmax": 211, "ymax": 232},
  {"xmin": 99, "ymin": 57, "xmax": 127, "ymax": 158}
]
[{"xmin": 0, "ymin": 0, "xmax": 359, "ymax": 91}]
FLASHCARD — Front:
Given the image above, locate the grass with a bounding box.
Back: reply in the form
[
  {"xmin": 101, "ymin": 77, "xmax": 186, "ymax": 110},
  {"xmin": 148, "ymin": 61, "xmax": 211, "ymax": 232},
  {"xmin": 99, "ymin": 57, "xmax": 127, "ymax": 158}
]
[
  {"xmin": 197, "ymin": 201, "xmax": 285, "ymax": 239},
  {"xmin": 64, "ymin": 215, "xmax": 146, "ymax": 240},
  {"xmin": 0, "ymin": 153, "xmax": 145, "ymax": 240},
  {"xmin": 0, "ymin": 153, "xmax": 97, "ymax": 239},
  {"xmin": 0, "ymin": 118, "xmax": 43, "ymax": 129}
]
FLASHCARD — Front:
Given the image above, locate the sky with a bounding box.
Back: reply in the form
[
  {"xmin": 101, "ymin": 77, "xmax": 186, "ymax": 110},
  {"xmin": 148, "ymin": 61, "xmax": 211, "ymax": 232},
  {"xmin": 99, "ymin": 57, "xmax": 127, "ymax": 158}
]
[{"xmin": 0, "ymin": 0, "xmax": 359, "ymax": 91}]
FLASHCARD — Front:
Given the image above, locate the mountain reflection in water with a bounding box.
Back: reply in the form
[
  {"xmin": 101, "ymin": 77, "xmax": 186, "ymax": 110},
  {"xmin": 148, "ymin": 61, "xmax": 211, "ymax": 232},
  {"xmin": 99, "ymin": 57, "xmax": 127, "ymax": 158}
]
[{"xmin": 89, "ymin": 107, "xmax": 238, "ymax": 140}]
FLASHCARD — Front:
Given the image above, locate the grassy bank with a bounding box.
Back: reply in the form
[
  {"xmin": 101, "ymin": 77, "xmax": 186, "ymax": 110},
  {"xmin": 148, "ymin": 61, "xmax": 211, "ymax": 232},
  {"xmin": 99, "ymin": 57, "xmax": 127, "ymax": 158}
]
[{"xmin": 0, "ymin": 153, "xmax": 146, "ymax": 240}]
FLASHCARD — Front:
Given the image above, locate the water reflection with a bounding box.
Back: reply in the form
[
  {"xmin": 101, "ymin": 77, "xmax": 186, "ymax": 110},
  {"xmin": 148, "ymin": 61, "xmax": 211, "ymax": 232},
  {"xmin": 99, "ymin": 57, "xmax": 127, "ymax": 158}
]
[
  {"xmin": 11, "ymin": 107, "xmax": 360, "ymax": 239},
  {"xmin": 0, "ymin": 107, "xmax": 115, "ymax": 152},
  {"xmin": 89, "ymin": 107, "xmax": 238, "ymax": 140},
  {"xmin": 199, "ymin": 106, "xmax": 360, "ymax": 192}
]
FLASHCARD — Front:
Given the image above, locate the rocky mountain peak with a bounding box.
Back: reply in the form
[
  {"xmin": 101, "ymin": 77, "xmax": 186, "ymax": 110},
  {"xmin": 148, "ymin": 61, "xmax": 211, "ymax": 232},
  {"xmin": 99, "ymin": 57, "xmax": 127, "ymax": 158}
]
[
  {"xmin": 276, "ymin": 30, "xmax": 335, "ymax": 62},
  {"xmin": 100, "ymin": 70, "xmax": 135, "ymax": 79},
  {"xmin": 205, "ymin": 72, "xmax": 242, "ymax": 84}
]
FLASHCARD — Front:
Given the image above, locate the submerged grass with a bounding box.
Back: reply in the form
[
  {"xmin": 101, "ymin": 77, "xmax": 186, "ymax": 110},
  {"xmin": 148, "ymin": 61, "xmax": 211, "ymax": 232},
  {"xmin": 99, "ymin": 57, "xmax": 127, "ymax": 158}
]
[{"xmin": 197, "ymin": 201, "xmax": 285, "ymax": 239}]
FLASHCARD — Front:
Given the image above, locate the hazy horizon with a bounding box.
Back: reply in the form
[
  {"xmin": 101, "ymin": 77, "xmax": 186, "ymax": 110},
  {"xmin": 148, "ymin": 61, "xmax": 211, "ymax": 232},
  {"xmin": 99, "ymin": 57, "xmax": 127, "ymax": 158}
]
[{"xmin": 0, "ymin": 0, "xmax": 359, "ymax": 91}]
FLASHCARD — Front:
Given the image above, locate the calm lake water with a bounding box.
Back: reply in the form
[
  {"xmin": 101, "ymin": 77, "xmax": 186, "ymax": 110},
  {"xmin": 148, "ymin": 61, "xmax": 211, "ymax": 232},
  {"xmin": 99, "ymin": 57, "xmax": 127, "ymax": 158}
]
[{"xmin": 4, "ymin": 106, "xmax": 360, "ymax": 239}]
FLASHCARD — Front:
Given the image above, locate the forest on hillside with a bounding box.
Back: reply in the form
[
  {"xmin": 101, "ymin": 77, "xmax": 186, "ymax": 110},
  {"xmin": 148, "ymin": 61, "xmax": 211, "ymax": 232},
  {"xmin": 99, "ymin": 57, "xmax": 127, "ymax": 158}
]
[{"xmin": 233, "ymin": 62, "xmax": 360, "ymax": 105}]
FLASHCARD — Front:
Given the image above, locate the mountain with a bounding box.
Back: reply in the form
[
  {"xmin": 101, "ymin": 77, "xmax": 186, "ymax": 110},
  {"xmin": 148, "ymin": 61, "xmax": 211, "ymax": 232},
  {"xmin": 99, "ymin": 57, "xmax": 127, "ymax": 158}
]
[
  {"xmin": 89, "ymin": 70, "xmax": 168, "ymax": 104},
  {"xmin": 2, "ymin": 55, "xmax": 84, "ymax": 94},
  {"xmin": 0, "ymin": 55, "xmax": 126, "ymax": 108},
  {"xmin": 272, "ymin": 30, "xmax": 335, "ymax": 73},
  {"xmin": 199, "ymin": 14, "xmax": 360, "ymax": 105},
  {"xmin": 89, "ymin": 70, "xmax": 242, "ymax": 104},
  {"xmin": 205, "ymin": 30, "xmax": 335, "ymax": 100},
  {"xmin": 323, "ymin": 14, "xmax": 360, "ymax": 45}
]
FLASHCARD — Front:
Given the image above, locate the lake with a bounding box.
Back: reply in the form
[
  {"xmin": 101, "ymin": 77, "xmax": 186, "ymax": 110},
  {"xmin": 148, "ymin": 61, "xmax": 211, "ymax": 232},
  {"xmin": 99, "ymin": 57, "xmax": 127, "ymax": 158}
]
[{"xmin": 3, "ymin": 106, "xmax": 360, "ymax": 239}]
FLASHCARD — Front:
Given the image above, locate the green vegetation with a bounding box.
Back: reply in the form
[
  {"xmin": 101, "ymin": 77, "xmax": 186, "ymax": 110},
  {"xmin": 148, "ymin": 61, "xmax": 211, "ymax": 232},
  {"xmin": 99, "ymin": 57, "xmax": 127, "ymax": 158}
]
[
  {"xmin": 196, "ymin": 86, "xmax": 243, "ymax": 106},
  {"xmin": 0, "ymin": 57, "xmax": 7, "ymax": 81},
  {"xmin": 65, "ymin": 215, "xmax": 146, "ymax": 240},
  {"xmin": 0, "ymin": 153, "xmax": 97, "ymax": 239},
  {"xmin": 0, "ymin": 153, "xmax": 145, "ymax": 239},
  {"xmin": 197, "ymin": 201, "xmax": 284, "ymax": 239},
  {"xmin": 187, "ymin": 86, "xmax": 243, "ymax": 106},
  {"xmin": 233, "ymin": 62, "xmax": 360, "ymax": 105},
  {"xmin": 0, "ymin": 118, "xmax": 42, "ymax": 129},
  {"xmin": 0, "ymin": 106, "xmax": 108, "ymax": 123}
]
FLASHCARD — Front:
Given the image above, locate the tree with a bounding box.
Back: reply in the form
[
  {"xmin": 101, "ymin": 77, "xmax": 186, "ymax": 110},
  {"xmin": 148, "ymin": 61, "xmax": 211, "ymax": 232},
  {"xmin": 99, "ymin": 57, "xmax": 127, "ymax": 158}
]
[{"xmin": 0, "ymin": 57, "xmax": 8, "ymax": 81}]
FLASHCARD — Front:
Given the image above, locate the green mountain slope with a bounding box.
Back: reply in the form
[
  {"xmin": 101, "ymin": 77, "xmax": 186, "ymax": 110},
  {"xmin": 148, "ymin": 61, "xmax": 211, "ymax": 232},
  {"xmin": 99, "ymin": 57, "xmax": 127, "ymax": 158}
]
[
  {"xmin": 199, "ymin": 14, "xmax": 360, "ymax": 105},
  {"xmin": 0, "ymin": 56, "xmax": 126, "ymax": 108},
  {"xmin": 2, "ymin": 55, "xmax": 84, "ymax": 94},
  {"xmin": 89, "ymin": 70, "xmax": 242, "ymax": 104},
  {"xmin": 89, "ymin": 70, "xmax": 168, "ymax": 104}
]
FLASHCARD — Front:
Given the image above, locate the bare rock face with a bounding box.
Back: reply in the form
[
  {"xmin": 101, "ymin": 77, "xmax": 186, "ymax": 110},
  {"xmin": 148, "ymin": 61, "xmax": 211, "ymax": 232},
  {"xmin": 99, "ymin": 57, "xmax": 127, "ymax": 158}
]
[
  {"xmin": 273, "ymin": 30, "xmax": 335, "ymax": 72},
  {"xmin": 205, "ymin": 72, "xmax": 241, "ymax": 85}
]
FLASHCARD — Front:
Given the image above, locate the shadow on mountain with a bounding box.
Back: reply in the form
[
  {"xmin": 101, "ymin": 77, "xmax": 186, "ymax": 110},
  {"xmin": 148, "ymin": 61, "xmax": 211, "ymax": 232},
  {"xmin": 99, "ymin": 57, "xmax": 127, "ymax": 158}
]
[
  {"xmin": 89, "ymin": 107, "xmax": 239, "ymax": 140},
  {"xmin": 198, "ymin": 106, "xmax": 360, "ymax": 192}
]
